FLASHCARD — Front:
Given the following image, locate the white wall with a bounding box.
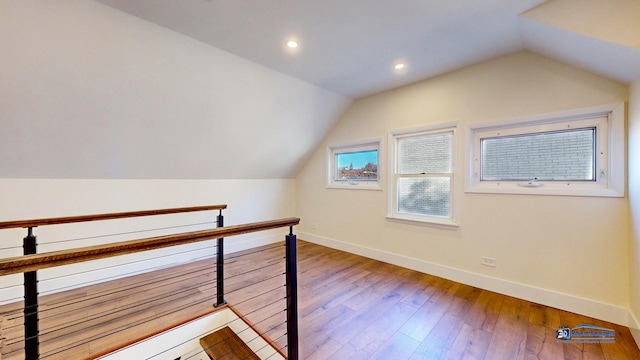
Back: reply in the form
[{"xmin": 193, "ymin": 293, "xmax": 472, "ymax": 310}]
[
  {"xmin": 0, "ymin": 178, "xmax": 297, "ymax": 299},
  {"xmin": 0, "ymin": 0, "xmax": 350, "ymax": 179},
  {"xmin": 0, "ymin": 0, "xmax": 317, "ymax": 302},
  {"xmin": 297, "ymin": 51, "xmax": 631, "ymax": 325},
  {"xmin": 99, "ymin": 308, "xmax": 284, "ymax": 360},
  {"xmin": 628, "ymin": 77, "xmax": 640, "ymax": 345}
]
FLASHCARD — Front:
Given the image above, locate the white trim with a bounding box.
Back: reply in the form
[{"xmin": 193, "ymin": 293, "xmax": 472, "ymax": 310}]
[
  {"xmin": 630, "ymin": 311, "xmax": 640, "ymax": 349},
  {"xmin": 385, "ymin": 215, "xmax": 459, "ymax": 229},
  {"xmin": 301, "ymin": 232, "xmax": 631, "ymax": 327},
  {"xmin": 608, "ymin": 103, "xmax": 626, "ymax": 196},
  {"xmin": 98, "ymin": 307, "xmax": 284, "ymax": 360},
  {"xmin": 464, "ymin": 103, "xmax": 626, "ymax": 197},
  {"xmin": 466, "ymin": 103, "xmax": 620, "ymax": 132},
  {"xmin": 475, "ymin": 117, "xmax": 606, "ymax": 183},
  {"xmin": 387, "ymin": 122, "xmax": 459, "ymax": 227},
  {"xmin": 326, "ymin": 138, "xmax": 382, "ymax": 191}
]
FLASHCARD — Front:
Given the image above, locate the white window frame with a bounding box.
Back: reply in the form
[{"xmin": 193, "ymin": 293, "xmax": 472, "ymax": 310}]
[
  {"xmin": 326, "ymin": 139, "xmax": 382, "ymax": 190},
  {"xmin": 387, "ymin": 123, "xmax": 458, "ymax": 228},
  {"xmin": 465, "ymin": 103, "xmax": 625, "ymax": 197}
]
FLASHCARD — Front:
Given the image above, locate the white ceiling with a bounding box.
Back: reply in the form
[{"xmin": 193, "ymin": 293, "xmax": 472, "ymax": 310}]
[{"xmin": 98, "ymin": 0, "xmax": 640, "ymax": 99}]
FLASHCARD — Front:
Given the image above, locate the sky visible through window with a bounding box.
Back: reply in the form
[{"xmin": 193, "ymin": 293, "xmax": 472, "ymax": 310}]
[{"xmin": 336, "ymin": 150, "xmax": 378, "ymax": 168}]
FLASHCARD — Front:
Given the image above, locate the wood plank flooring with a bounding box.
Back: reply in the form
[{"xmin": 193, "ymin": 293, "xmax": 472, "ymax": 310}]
[
  {"xmin": 1, "ymin": 240, "xmax": 639, "ymax": 359},
  {"xmin": 200, "ymin": 326, "xmax": 260, "ymax": 360},
  {"xmin": 293, "ymin": 241, "xmax": 640, "ymax": 360}
]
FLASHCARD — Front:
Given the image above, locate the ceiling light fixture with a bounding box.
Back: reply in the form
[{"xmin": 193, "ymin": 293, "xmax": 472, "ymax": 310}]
[
  {"xmin": 394, "ymin": 63, "xmax": 406, "ymax": 70},
  {"xmin": 286, "ymin": 40, "xmax": 298, "ymax": 48}
]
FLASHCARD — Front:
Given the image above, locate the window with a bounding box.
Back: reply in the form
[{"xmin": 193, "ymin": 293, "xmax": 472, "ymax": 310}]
[
  {"xmin": 327, "ymin": 140, "xmax": 381, "ymax": 190},
  {"xmin": 481, "ymin": 127, "xmax": 595, "ymax": 181},
  {"xmin": 388, "ymin": 124, "xmax": 457, "ymax": 227},
  {"xmin": 465, "ymin": 103, "xmax": 625, "ymax": 197}
]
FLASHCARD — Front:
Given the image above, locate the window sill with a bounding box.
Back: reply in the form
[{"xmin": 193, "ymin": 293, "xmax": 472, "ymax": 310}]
[
  {"xmin": 385, "ymin": 214, "xmax": 459, "ymax": 230},
  {"xmin": 465, "ymin": 183, "xmax": 624, "ymax": 198},
  {"xmin": 464, "ymin": 103, "xmax": 626, "ymax": 199},
  {"xmin": 327, "ymin": 183, "xmax": 382, "ymax": 191}
]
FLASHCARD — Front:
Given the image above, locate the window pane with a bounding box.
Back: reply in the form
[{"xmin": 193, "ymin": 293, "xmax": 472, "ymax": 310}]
[
  {"xmin": 335, "ymin": 150, "xmax": 378, "ymax": 181},
  {"xmin": 398, "ymin": 177, "xmax": 450, "ymax": 217},
  {"xmin": 481, "ymin": 128, "xmax": 595, "ymax": 181},
  {"xmin": 398, "ymin": 132, "xmax": 452, "ymax": 174}
]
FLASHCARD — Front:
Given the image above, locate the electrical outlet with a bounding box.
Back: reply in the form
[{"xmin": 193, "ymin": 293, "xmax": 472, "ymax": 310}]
[
  {"xmin": 481, "ymin": 257, "xmax": 497, "ymax": 267},
  {"xmin": 311, "ymin": 223, "xmax": 318, "ymax": 230}
]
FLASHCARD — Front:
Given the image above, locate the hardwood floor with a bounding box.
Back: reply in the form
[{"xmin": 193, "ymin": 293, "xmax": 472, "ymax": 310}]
[
  {"xmin": 1, "ymin": 240, "xmax": 639, "ymax": 359},
  {"xmin": 293, "ymin": 241, "xmax": 640, "ymax": 360}
]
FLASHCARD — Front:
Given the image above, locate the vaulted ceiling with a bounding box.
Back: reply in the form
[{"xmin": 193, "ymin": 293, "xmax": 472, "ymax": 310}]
[
  {"xmin": 99, "ymin": 0, "xmax": 640, "ymax": 99},
  {"xmin": 2, "ymin": 1, "xmax": 639, "ymax": 180}
]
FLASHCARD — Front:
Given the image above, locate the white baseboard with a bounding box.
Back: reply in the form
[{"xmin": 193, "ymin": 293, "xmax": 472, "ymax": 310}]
[
  {"xmin": 630, "ymin": 311, "xmax": 640, "ymax": 349},
  {"xmin": 300, "ymin": 232, "xmax": 632, "ymax": 328}
]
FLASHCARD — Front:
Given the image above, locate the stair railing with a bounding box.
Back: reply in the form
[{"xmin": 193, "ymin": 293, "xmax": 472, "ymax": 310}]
[{"xmin": 0, "ymin": 205, "xmax": 300, "ymax": 360}]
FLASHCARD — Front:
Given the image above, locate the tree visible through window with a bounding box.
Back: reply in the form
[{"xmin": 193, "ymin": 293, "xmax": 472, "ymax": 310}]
[
  {"xmin": 327, "ymin": 141, "xmax": 381, "ymax": 190},
  {"xmin": 389, "ymin": 126, "xmax": 456, "ymax": 226},
  {"xmin": 335, "ymin": 150, "xmax": 378, "ymax": 182}
]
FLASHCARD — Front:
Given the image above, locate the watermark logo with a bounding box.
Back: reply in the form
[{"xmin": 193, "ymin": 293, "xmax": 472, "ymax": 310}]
[
  {"xmin": 556, "ymin": 326, "xmax": 571, "ymax": 340},
  {"xmin": 556, "ymin": 324, "xmax": 616, "ymax": 343}
]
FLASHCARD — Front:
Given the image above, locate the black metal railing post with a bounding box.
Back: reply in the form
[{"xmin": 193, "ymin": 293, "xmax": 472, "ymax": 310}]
[
  {"xmin": 285, "ymin": 227, "xmax": 299, "ymax": 360},
  {"xmin": 214, "ymin": 210, "xmax": 226, "ymax": 307},
  {"xmin": 23, "ymin": 227, "xmax": 39, "ymax": 360}
]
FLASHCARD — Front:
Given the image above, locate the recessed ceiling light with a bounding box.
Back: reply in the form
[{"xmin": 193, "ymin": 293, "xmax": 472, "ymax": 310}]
[
  {"xmin": 394, "ymin": 63, "xmax": 406, "ymax": 70},
  {"xmin": 286, "ymin": 40, "xmax": 298, "ymax": 48}
]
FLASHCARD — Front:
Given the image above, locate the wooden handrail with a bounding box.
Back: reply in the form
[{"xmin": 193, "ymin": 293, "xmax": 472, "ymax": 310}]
[
  {"xmin": 84, "ymin": 305, "xmax": 229, "ymax": 360},
  {"xmin": 0, "ymin": 204, "xmax": 228, "ymax": 230},
  {"xmin": 0, "ymin": 217, "xmax": 299, "ymax": 276}
]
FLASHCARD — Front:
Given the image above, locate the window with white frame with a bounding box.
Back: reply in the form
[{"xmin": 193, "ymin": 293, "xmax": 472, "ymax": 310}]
[
  {"xmin": 388, "ymin": 125, "xmax": 457, "ymax": 226},
  {"xmin": 327, "ymin": 140, "xmax": 381, "ymax": 190},
  {"xmin": 481, "ymin": 127, "xmax": 596, "ymax": 181},
  {"xmin": 465, "ymin": 103, "xmax": 625, "ymax": 197}
]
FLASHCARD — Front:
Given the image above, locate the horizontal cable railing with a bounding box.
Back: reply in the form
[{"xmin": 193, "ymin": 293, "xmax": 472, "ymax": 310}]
[
  {"xmin": 0, "ymin": 205, "xmax": 227, "ymax": 230},
  {"xmin": 0, "ymin": 205, "xmax": 299, "ymax": 360},
  {"xmin": 0, "ymin": 218, "xmax": 299, "ymax": 276}
]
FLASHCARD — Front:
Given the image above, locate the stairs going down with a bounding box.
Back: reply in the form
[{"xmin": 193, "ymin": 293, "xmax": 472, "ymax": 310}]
[{"xmin": 200, "ymin": 326, "xmax": 260, "ymax": 360}]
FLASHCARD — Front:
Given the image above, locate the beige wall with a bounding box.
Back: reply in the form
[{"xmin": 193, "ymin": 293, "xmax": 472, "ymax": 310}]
[
  {"xmin": 628, "ymin": 77, "xmax": 640, "ymax": 343},
  {"xmin": 297, "ymin": 51, "xmax": 630, "ymax": 324},
  {"xmin": 521, "ymin": 0, "xmax": 640, "ymax": 49}
]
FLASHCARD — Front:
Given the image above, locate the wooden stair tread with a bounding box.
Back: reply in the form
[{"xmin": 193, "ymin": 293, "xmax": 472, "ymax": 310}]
[{"xmin": 200, "ymin": 326, "xmax": 260, "ymax": 360}]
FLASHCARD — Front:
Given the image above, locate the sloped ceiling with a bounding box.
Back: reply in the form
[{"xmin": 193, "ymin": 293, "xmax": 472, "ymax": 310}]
[
  {"xmin": 0, "ymin": 0, "xmax": 350, "ymax": 180},
  {"xmin": 98, "ymin": 0, "xmax": 640, "ymax": 99},
  {"xmin": 520, "ymin": 0, "xmax": 640, "ymax": 84},
  {"xmin": 2, "ymin": 0, "xmax": 639, "ymax": 180}
]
